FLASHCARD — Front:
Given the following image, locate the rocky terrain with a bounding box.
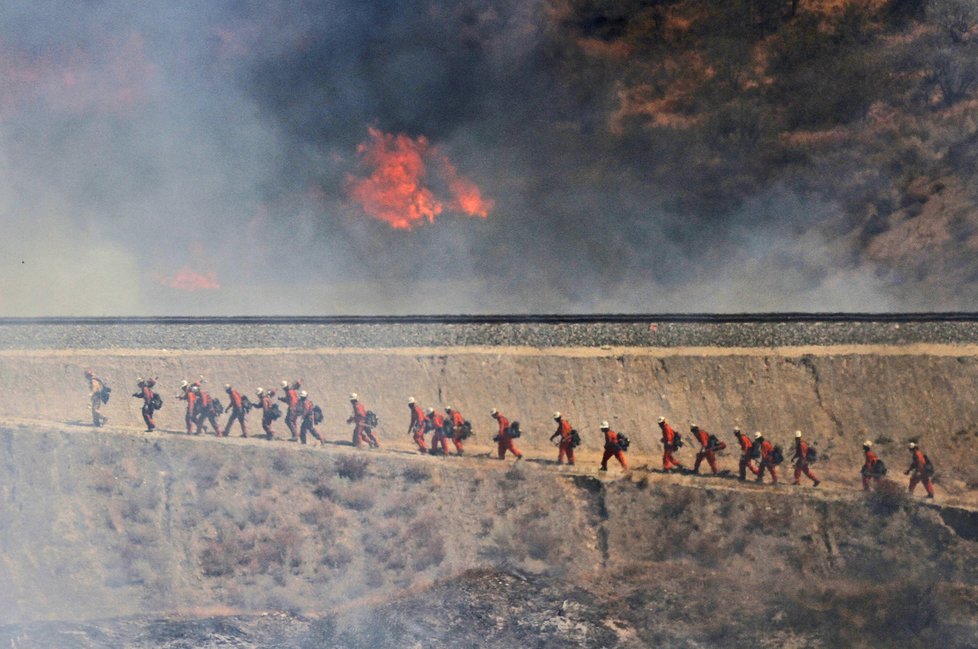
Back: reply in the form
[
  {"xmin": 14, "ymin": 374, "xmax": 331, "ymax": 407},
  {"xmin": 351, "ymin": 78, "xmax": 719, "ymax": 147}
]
[{"xmin": 0, "ymin": 319, "xmax": 976, "ymax": 647}]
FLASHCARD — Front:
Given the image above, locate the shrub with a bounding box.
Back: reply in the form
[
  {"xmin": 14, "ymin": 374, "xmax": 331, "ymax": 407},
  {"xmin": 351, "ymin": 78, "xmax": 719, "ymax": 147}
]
[
  {"xmin": 340, "ymin": 484, "xmax": 375, "ymax": 511},
  {"xmin": 336, "ymin": 455, "xmax": 369, "ymax": 481},
  {"xmin": 402, "ymin": 465, "xmax": 431, "ymax": 483},
  {"xmin": 867, "ymin": 479, "xmax": 907, "ymax": 516}
]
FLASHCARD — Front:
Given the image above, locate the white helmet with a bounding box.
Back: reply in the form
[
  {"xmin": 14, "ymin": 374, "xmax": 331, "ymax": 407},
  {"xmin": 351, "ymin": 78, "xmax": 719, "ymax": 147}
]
[
  {"xmin": 180, "ymin": 380, "xmax": 189, "ymax": 388},
  {"xmin": 256, "ymin": 388, "xmax": 264, "ymax": 395},
  {"xmin": 350, "ymin": 393, "xmax": 358, "ymax": 400},
  {"xmin": 553, "ymin": 411, "xmax": 561, "ymax": 420},
  {"xmin": 225, "ymin": 384, "xmax": 232, "ymax": 390},
  {"xmin": 600, "ymin": 420, "xmax": 609, "ymax": 430},
  {"xmin": 407, "ymin": 397, "xmax": 416, "ymax": 405},
  {"xmin": 445, "ymin": 405, "xmax": 453, "ymax": 411},
  {"xmin": 795, "ymin": 430, "xmax": 802, "ymax": 438},
  {"xmin": 299, "ymin": 390, "xmax": 308, "ymax": 398},
  {"xmin": 863, "ymin": 440, "xmax": 872, "ymax": 447},
  {"xmin": 490, "ymin": 408, "xmax": 498, "ymax": 416},
  {"xmin": 908, "ymin": 442, "xmax": 917, "ymax": 449},
  {"xmin": 658, "ymin": 416, "xmax": 665, "ymax": 423},
  {"xmin": 281, "ymin": 380, "xmax": 288, "ymax": 388},
  {"xmin": 754, "ymin": 432, "xmax": 763, "ymax": 439},
  {"xmin": 425, "ymin": 407, "xmax": 435, "ymax": 415},
  {"xmin": 733, "ymin": 426, "xmax": 741, "ymax": 432}
]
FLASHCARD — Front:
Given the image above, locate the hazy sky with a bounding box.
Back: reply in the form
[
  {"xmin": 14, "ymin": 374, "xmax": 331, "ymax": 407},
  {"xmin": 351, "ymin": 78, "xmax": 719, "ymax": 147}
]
[{"xmin": 0, "ymin": 1, "xmax": 910, "ymax": 315}]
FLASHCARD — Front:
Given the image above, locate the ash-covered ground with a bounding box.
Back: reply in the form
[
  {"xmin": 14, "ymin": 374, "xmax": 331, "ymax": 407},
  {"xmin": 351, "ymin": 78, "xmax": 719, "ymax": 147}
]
[{"xmin": 2, "ymin": 318, "xmax": 978, "ymax": 349}]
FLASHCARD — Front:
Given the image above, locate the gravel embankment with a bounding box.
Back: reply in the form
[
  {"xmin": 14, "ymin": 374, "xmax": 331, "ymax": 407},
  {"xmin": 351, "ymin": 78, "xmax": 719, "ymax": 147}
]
[{"xmin": 1, "ymin": 319, "xmax": 978, "ymax": 349}]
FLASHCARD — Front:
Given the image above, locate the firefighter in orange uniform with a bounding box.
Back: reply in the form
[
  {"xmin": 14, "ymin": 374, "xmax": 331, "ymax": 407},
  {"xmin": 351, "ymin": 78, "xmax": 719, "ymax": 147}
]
[
  {"xmin": 861, "ymin": 440, "xmax": 883, "ymax": 491},
  {"xmin": 734, "ymin": 427, "xmax": 759, "ymax": 480},
  {"xmin": 445, "ymin": 406, "xmax": 466, "ymax": 455},
  {"xmin": 599, "ymin": 421, "xmax": 627, "ymax": 472},
  {"xmin": 791, "ymin": 430, "xmax": 820, "ymax": 487},
  {"xmin": 85, "ymin": 369, "xmax": 107, "ymax": 427},
  {"xmin": 224, "ymin": 384, "xmax": 248, "ymax": 438},
  {"xmin": 427, "ymin": 407, "xmax": 450, "ymax": 456},
  {"xmin": 254, "ymin": 388, "xmax": 278, "ymax": 440},
  {"xmin": 491, "ymin": 409, "xmax": 522, "ymax": 461},
  {"xmin": 407, "ymin": 397, "xmax": 428, "ymax": 453},
  {"xmin": 549, "ymin": 412, "xmax": 575, "ymax": 465},
  {"xmin": 298, "ymin": 390, "xmax": 324, "ymax": 445},
  {"xmin": 659, "ymin": 417, "xmax": 682, "ymax": 472},
  {"xmin": 196, "ymin": 385, "xmax": 224, "ymax": 437},
  {"xmin": 177, "ymin": 380, "xmax": 199, "ymax": 434},
  {"xmin": 279, "ymin": 380, "xmax": 300, "ymax": 441},
  {"xmin": 755, "ymin": 432, "xmax": 777, "ymax": 484},
  {"xmin": 905, "ymin": 442, "xmax": 935, "ymax": 499},
  {"xmin": 347, "ymin": 393, "xmax": 379, "ymax": 448},
  {"xmin": 132, "ymin": 377, "xmax": 156, "ymax": 432},
  {"xmin": 691, "ymin": 424, "xmax": 719, "ymax": 475}
]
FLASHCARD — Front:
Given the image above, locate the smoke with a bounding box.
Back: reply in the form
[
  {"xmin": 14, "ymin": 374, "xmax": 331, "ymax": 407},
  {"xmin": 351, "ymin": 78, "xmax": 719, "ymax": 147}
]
[{"xmin": 0, "ymin": 1, "xmax": 958, "ymax": 315}]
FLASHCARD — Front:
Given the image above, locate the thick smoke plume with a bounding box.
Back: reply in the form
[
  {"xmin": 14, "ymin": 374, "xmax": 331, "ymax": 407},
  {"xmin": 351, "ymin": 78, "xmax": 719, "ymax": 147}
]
[{"xmin": 0, "ymin": 1, "xmax": 970, "ymax": 315}]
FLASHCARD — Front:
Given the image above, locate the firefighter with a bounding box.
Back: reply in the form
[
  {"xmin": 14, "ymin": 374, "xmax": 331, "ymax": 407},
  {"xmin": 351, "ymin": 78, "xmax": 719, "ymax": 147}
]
[
  {"xmin": 84, "ymin": 369, "xmax": 107, "ymax": 427},
  {"xmin": 297, "ymin": 390, "xmax": 324, "ymax": 445},
  {"xmin": 224, "ymin": 384, "xmax": 248, "ymax": 437},
  {"xmin": 691, "ymin": 424, "xmax": 719, "ymax": 475},
  {"xmin": 755, "ymin": 432, "xmax": 778, "ymax": 484},
  {"xmin": 195, "ymin": 385, "xmax": 224, "ymax": 436},
  {"xmin": 549, "ymin": 412, "xmax": 575, "ymax": 466},
  {"xmin": 131, "ymin": 377, "xmax": 156, "ymax": 432},
  {"xmin": 254, "ymin": 388, "xmax": 278, "ymax": 440},
  {"xmin": 177, "ymin": 380, "xmax": 200, "ymax": 434},
  {"xmin": 861, "ymin": 440, "xmax": 883, "ymax": 491},
  {"xmin": 734, "ymin": 427, "xmax": 759, "ymax": 480},
  {"xmin": 427, "ymin": 407, "xmax": 450, "ymax": 456},
  {"xmin": 791, "ymin": 430, "xmax": 820, "ymax": 487},
  {"xmin": 278, "ymin": 380, "xmax": 300, "ymax": 441},
  {"xmin": 659, "ymin": 417, "xmax": 683, "ymax": 471},
  {"xmin": 599, "ymin": 421, "xmax": 627, "ymax": 472},
  {"xmin": 407, "ymin": 397, "xmax": 428, "ymax": 453},
  {"xmin": 491, "ymin": 408, "xmax": 522, "ymax": 461},
  {"xmin": 445, "ymin": 406, "xmax": 466, "ymax": 455},
  {"xmin": 347, "ymin": 393, "xmax": 379, "ymax": 448},
  {"xmin": 905, "ymin": 442, "xmax": 935, "ymax": 499}
]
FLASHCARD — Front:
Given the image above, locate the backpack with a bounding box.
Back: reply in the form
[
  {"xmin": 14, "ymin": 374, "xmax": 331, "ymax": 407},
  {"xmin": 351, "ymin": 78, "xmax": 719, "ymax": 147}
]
[
  {"xmin": 771, "ymin": 445, "xmax": 784, "ymax": 465},
  {"xmin": 99, "ymin": 384, "xmax": 112, "ymax": 404},
  {"xmin": 805, "ymin": 445, "xmax": 818, "ymax": 463},
  {"xmin": 673, "ymin": 433, "xmax": 684, "ymax": 450},
  {"xmin": 748, "ymin": 442, "xmax": 761, "ymax": 459},
  {"xmin": 570, "ymin": 429, "xmax": 582, "ymax": 448},
  {"xmin": 707, "ymin": 434, "xmax": 726, "ymax": 451},
  {"xmin": 312, "ymin": 405, "xmax": 324, "ymax": 424},
  {"xmin": 874, "ymin": 458, "xmax": 888, "ymax": 476},
  {"xmin": 617, "ymin": 433, "xmax": 630, "ymax": 452},
  {"xmin": 923, "ymin": 454, "xmax": 935, "ymax": 477},
  {"xmin": 150, "ymin": 393, "xmax": 163, "ymax": 410},
  {"xmin": 211, "ymin": 398, "xmax": 225, "ymax": 415},
  {"xmin": 240, "ymin": 396, "xmax": 253, "ymax": 413},
  {"xmin": 507, "ymin": 421, "xmax": 522, "ymax": 438},
  {"xmin": 268, "ymin": 403, "xmax": 282, "ymax": 420},
  {"xmin": 458, "ymin": 420, "xmax": 473, "ymax": 440},
  {"xmin": 365, "ymin": 410, "xmax": 379, "ymax": 427}
]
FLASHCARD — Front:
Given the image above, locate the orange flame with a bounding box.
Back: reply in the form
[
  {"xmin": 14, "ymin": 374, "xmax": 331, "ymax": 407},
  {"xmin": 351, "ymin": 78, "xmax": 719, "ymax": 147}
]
[
  {"xmin": 156, "ymin": 268, "xmax": 220, "ymax": 291},
  {"xmin": 348, "ymin": 127, "xmax": 493, "ymax": 229}
]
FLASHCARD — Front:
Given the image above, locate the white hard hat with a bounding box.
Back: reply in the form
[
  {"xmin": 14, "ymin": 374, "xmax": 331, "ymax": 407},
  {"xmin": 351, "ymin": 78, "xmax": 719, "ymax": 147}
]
[
  {"xmin": 863, "ymin": 440, "xmax": 872, "ymax": 447},
  {"xmin": 281, "ymin": 380, "xmax": 289, "ymax": 388},
  {"xmin": 600, "ymin": 420, "xmax": 609, "ymax": 429},
  {"xmin": 795, "ymin": 430, "xmax": 802, "ymax": 438},
  {"xmin": 256, "ymin": 388, "xmax": 264, "ymax": 395},
  {"xmin": 299, "ymin": 390, "xmax": 308, "ymax": 398},
  {"xmin": 192, "ymin": 385, "xmax": 200, "ymax": 392},
  {"xmin": 425, "ymin": 407, "xmax": 435, "ymax": 415},
  {"xmin": 908, "ymin": 442, "xmax": 917, "ymax": 449},
  {"xmin": 658, "ymin": 416, "xmax": 665, "ymax": 423},
  {"xmin": 350, "ymin": 393, "xmax": 358, "ymax": 400},
  {"xmin": 225, "ymin": 384, "xmax": 231, "ymax": 390},
  {"xmin": 733, "ymin": 426, "xmax": 741, "ymax": 432},
  {"xmin": 180, "ymin": 380, "xmax": 189, "ymax": 388},
  {"xmin": 445, "ymin": 405, "xmax": 453, "ymax": 411},
  {"xmin": 754, "ymin": 432, "xmax": 763, "ymax": 439},
  {"xmin": 490, "ymin": 408, "xmax": 498, "ymax": 416},
  {"xmin": 407, "ymin": 397, "xmax": 415, "ymax": 404},
  {"xmin": 553, "ymin": 411, "xmax": 561, "ymax": 420}
]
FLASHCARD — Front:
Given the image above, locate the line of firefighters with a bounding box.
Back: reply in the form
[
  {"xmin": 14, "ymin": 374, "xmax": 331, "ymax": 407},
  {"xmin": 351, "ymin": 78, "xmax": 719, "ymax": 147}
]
[{"xmin": 85, "ymin": 370, "xmax": 937, "ymax": 499}]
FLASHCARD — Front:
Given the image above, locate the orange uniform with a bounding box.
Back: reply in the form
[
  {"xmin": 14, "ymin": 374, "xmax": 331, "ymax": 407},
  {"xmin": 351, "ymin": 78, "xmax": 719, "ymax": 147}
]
[
  {"xmin": 197, "ymin": 390, "xmax": 224, "ymax": 437},
  {"xmin": 132, "ymin": 383, "xmax": 156, "ymax": 431},
  {"xmin": 256, "ymin": 391, "xmax": 277, "ymax": 440},
  {"xmin": 907, "ymin": 448, "xmax": 935, "ymax": 498},
  {"xmin": 448, "ymin": 409, "xmax": 466, "ymax": 454},
  {"xmin": 225, "ymin": 387, "xmax": 247, "ymax": 437},
  {"xmin": 298, "ymin": 398, "xmax": 324, "ymax": 445},
  {"xmin": 791, "ymin": 439, "xmax": 820, "ymax": 486},
  {"xmin": 178, "ymin": 387, "xmax": 199, "ymax": 434},
  {"xmin": 600, "ymin": 428, "xmax": 628, "ymax": 471},
  {"xmin": 280, "ymin": 387, "xmax": 300, "ymax": 441},
  {"xmin": 552, "ymin": 417, "xmax": 575, "ymax": 465},
  {"xmin": 756, "ymin": 438, "xmax": 777, "ymax": 484},
  {"xmin": 735, "ymin": 431, "xmax": 759, "ymax": 480},
  {"xmin": 692, "ymin": 427, "xmax": 718, "ymax": 475},
  {"xmin": 659, "ymin": 421, "xmax": 682, "ymax": 471},
  {"xmin": 408, "ymin": 403, "xmax": 428, "ymax": 453},
  {"xmin": 428, "ymin": 411, "xmax": 450, "ymax": 455},
  {"xmin": 861, "ymin": 448, "xmax": 881, "ymax": 491},
  {"xmin": 493, "ymin": 413, "xmax": 522, "ymax": 460},
  {"xmin": 349, "ymin": 400, "xmax": 379, "ymax": 448}
]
